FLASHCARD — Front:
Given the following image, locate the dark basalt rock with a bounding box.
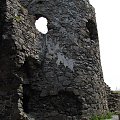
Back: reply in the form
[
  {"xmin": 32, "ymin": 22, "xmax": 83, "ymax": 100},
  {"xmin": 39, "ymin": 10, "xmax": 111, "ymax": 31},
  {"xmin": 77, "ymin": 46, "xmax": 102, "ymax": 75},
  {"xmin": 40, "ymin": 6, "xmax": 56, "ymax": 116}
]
[{"xmin": 0, "ymin": 0, "xmax": 111, "ymax": 120}]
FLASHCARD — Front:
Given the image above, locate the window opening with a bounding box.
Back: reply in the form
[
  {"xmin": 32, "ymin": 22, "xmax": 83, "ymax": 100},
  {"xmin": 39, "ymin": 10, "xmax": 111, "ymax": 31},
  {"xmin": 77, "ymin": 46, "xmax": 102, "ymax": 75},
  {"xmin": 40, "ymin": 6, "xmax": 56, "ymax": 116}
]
[
  {"xmin": 35, "ymin": 17, "xmax": 48, "ymax": 34},
  {"xmin": 86, "ymin": 19, "xmax": 98, "ymax": 40}
]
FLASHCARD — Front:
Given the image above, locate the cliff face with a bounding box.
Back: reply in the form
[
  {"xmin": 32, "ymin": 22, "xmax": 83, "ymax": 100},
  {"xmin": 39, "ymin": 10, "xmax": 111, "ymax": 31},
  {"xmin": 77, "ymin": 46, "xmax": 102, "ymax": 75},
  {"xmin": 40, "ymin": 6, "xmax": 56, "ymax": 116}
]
[{"xmin": 0, "ymin": 0, "xmax": 109, "ymax": 120}]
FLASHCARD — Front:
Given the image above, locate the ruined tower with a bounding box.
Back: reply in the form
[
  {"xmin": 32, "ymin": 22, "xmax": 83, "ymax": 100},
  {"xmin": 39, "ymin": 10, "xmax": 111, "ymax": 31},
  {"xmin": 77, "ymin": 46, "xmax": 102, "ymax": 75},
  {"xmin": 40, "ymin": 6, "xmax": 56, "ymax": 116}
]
[{"xmin": 0, "ymin": 0, "xmax": 109, "ymax": 119}]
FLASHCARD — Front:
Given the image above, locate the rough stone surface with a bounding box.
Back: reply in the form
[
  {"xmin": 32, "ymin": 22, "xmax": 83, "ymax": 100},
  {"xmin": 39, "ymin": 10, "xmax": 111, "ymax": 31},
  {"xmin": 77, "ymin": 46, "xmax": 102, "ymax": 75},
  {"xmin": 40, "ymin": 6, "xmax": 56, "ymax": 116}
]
[
  {"xmin": 105, "ymin": 85, "xmax": 120, "ymax": 113},
  {"xmin": 0, "ymin": 0, "xmax": 111, "ymax": 120},
  {"xmin": 108, "ymin": 92, "xmax": 120, "ymax": 112}
]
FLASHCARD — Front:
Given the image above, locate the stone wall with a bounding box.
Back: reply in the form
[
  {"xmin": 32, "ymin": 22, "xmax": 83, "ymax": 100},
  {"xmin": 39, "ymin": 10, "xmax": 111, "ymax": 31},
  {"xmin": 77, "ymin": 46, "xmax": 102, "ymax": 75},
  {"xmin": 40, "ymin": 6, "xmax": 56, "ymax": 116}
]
[
  {"xmin": 0, "ymin": 0, "xmax": 41, "ymax": 119},
  {"xmin": 108, "ymin": 92, "xmax": 120, "ymax": 112},
  {"xmin": 105, "ymin": 85, "xmax": 120, "ymax": 113},
  {"xmin": 0, "ymin": 0, "xmax": 109, "ymax": 120}
]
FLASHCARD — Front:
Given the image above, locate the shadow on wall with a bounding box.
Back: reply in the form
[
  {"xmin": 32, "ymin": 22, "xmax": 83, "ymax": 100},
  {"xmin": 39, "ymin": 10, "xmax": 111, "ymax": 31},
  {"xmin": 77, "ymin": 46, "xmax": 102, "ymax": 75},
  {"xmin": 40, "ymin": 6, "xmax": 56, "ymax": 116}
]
[{"xmin": 22, "ymin": 88, "xmax": 83, "ymax": 119}]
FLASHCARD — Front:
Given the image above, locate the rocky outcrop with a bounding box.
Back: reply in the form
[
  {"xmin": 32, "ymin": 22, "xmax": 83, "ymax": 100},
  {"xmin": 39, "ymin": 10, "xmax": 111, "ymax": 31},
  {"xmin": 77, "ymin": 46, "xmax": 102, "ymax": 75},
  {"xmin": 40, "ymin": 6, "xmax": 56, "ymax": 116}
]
[{"xmin": 0, "ymin": 0, "xmax": 109, "ymax": 120}]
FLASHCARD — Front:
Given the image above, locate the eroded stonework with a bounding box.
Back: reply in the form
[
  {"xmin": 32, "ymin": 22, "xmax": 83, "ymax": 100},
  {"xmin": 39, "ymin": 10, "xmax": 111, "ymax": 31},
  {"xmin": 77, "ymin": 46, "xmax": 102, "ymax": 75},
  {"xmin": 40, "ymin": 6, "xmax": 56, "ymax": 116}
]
[{"xmin": 0, "ymin": 0, "xmax": 109, "ymax": 120}]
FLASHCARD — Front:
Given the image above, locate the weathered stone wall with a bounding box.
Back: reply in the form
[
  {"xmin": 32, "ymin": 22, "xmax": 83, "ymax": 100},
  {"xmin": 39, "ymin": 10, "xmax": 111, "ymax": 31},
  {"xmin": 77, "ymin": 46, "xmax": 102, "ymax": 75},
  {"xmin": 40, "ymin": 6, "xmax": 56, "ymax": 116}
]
[
  {"xmin": 105, "ymin": 85, "xmax": 120, "ymax": 112},
  {"xmin": 0, "ymin": 0, "xmax": 109, "ymax": 120},
  {"xmin": 108, "ymin": 92, "xmax": 120, "ymax": 112},
  {"xmin": 105, "ymin": 83, "xmax": 120, "ymax": 113},
  {"xmin": 19, "ymin": 0, "xmax": 109, "ymax": 119},
  {"xmin": 0, "ymin": 0, "xmax": 42, "ymax": 119}
]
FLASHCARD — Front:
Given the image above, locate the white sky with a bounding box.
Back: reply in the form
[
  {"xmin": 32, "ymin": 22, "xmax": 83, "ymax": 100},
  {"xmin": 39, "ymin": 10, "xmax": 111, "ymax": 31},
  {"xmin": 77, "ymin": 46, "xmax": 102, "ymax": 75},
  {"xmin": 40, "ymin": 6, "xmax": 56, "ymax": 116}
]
[
  {"xmin": 35, "ymin": 0, "xmax": 120, "ymax": 90},
  {"xmin": 35, "ymin": 17, "xmax": 48, "ymax": 34}
]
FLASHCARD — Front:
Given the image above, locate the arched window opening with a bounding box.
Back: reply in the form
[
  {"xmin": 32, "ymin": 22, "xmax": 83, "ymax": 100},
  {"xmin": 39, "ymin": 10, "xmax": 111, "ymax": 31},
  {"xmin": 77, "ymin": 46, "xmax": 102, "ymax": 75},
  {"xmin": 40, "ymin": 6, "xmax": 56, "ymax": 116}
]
[
  {"xmin": 35, "ymin": 17, "xmax": 48, "ymax": 34},
  {"xmin": 86, "ymin": 19, "xmax": 98, "ymax": 40}
]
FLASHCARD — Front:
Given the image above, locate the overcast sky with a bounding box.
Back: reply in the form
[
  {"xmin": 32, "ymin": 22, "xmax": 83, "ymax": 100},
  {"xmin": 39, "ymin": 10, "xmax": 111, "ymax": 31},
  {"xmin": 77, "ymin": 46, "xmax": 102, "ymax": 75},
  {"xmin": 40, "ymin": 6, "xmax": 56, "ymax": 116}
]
[
  {"xmin": 90, "ymin": 0, "xmax": 120, "ymax": 90},
  {"xmin": 35, "ymin": 0, "xmax": 120, "ymax": 90}
]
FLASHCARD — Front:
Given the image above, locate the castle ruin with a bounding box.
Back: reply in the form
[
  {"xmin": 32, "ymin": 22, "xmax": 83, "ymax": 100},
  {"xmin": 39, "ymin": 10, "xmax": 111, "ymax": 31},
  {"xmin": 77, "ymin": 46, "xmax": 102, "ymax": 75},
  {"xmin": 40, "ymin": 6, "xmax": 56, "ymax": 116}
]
[{"xmin": 0, "ymin": 0, "xmax": 118, "ymax": 120}]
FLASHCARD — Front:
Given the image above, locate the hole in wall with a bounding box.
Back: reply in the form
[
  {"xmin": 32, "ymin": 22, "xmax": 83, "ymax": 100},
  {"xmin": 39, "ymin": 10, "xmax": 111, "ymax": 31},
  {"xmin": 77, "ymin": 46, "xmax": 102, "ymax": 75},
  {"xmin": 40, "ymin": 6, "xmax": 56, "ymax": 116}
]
[
  {"xmin": 23, "ymin": 84, "xmax": 30, "ymax": 113},
  {"xmin": 86, "ymin": 19, "xmax": 98, "ymax": 40},
  {"xmin": 19, "ymin": 58, "xmax": 38, "ymax": 114},
  {"xmin": 35, "ymin": 17, "xmax": 48, "ymax": 34}
]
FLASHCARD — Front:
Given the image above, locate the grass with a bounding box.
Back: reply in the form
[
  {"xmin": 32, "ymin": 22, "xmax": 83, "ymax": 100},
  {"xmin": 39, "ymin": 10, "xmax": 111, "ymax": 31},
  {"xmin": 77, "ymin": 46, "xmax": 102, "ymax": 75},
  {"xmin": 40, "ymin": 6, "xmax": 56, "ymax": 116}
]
[
  {"xmin": 112, "ymin": 91, "xmax": 120, "ymax": 94},
  {"xmin": 90, "ymin": 112, "xmax": 113, "ymax": 120}
]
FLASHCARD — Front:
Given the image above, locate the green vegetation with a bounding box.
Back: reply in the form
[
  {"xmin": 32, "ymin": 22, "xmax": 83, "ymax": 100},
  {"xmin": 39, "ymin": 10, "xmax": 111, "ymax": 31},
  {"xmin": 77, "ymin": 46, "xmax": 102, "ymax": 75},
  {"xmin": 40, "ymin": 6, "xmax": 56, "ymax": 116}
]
[
  {"xmin": 14, "ymin": 15, "xmax": 21, "ymax": 22},
  {"xmin": 112, "ymin": 91, "xmax": 120, "ymax": 94},
  {"xmin": 90, "ymin": 112, "xmax": 113, "ymax": 120}
]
